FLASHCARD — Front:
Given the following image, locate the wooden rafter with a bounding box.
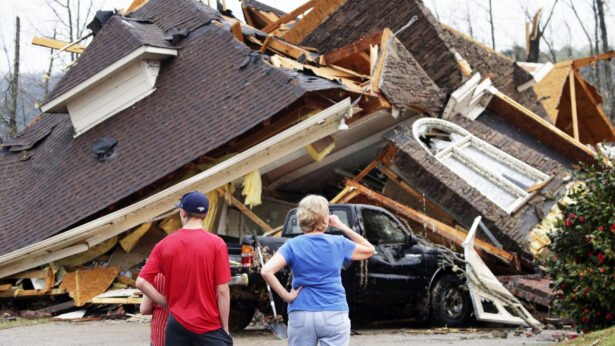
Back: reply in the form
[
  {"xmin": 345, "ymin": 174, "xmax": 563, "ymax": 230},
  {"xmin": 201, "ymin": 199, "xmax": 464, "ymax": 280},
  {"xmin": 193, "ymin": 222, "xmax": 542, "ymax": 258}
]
[
  {"xmin": 320, "ymin": 31, "xmax": 384, "ymax": 66},
  {"xmin": 32, "ymin": 37, "xmax": 86, "ymax": 54},
  {"xmin": 282, "ymin": 0, "xmax": 346, "ymax": 44},
  {"xmin": 339, "ymin": 178, "xmax": 521, "ymax": 269},
  {"xmin": 571, "ymin": 51, "xmax": 615, "ymax": 70},
  {"xmin": 262, "ymin": 0, "xmax": 320, "ymax": 33},
  {"xmin": 569, "ymin": 70, "xmax": 579, "ymax": 141}
]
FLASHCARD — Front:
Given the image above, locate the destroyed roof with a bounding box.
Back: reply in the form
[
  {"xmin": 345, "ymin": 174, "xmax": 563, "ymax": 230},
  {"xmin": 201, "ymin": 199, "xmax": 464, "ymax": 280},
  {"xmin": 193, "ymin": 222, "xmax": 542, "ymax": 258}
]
[
  {"xmin": 45, "ymin": 16, "xmax": 174, "ymax": 103},
  {"xmin": 242, "ymin": 0, "xmax": 287, "ymax": 18},
  {"xmin": 0, "ymin": 0, "xmax": 344, "ymax": 257},
  {"xmin": 298, "ymin": 0, "xmax": 463, "ymax": 90},
  {"xmin": 439, "ymin": 24, "xmax": 552, "ymax": 122}
]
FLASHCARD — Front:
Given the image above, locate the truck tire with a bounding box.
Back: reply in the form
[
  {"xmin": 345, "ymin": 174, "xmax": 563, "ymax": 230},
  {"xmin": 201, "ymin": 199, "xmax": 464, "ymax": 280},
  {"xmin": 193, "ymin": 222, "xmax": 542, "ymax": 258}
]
[
  {"xmin": 229, "ymin": 300, "xmax": 256, "ymax": 331},
  {"xmin": 430, "ymin": 274, "xmax": 471, "ymax": 327}
]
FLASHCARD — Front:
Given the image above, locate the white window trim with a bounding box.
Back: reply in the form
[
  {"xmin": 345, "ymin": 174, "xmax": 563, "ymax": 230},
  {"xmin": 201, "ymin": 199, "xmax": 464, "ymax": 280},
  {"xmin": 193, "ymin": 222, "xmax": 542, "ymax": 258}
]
[{"xmin": 413, "ymin": 118, "xmax": 549, "ymax": 214}]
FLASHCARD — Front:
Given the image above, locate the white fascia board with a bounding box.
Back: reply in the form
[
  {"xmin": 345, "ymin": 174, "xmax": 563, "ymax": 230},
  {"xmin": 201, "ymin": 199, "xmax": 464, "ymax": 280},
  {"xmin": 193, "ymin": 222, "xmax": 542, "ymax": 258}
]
[
  {"xmin": 442, "ymin": 73, "xmax": 497, "ymax": 120},
  {"xmin": 41, "ymin": 46, "xmax": 177, "ymax": 113},
  {"xmin": 516, "ymin": 62, "xmax": 554, "ymax": 92},
  {"xmin": 0, "ymin": 98, "xmax": 352, "ymax": 278}
]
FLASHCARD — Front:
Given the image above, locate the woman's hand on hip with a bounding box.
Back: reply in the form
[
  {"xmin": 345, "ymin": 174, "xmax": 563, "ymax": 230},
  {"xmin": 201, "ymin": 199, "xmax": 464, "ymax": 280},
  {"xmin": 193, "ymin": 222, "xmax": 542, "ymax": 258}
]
[{"xmin": 285, "ymin": 286, "xmax": 303, "ymax": 303}]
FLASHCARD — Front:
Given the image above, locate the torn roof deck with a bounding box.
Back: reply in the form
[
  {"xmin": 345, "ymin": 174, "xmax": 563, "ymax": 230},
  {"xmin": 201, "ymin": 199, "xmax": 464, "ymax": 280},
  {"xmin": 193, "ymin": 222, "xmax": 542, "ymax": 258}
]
[
  {"xmin": 532, "ymin": 57, "xmax": 615, "ymax": 145},
  {"xmin": 0, "ymin": 0, "xmax": 355, "ymax": 258}
]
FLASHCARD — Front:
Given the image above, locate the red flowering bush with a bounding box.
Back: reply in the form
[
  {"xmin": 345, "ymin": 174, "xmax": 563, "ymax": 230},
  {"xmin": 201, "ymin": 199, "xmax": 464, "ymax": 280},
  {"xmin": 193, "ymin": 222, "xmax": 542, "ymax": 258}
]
[{"xmin": 541, "ymin": 156, "xmax": 615, "ymax": 331}]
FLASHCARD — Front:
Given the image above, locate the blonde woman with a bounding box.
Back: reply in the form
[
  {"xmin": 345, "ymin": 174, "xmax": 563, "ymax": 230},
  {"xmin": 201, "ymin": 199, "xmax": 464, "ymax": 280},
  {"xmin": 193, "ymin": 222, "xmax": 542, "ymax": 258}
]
[{"xmin": 261, "ymin": 195, "xmax": 375, "ymax": 346}]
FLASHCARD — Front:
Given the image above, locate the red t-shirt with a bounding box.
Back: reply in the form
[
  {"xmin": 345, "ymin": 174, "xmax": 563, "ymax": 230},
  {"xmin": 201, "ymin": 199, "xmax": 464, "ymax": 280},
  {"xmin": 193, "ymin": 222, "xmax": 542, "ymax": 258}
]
[
  {"xmin": 151, "ymin": 273, "xmax": 170, "ymax": 346},
  {"xmin": 139, "ymin": 228, "xmax": 231, "ymax": 334}
]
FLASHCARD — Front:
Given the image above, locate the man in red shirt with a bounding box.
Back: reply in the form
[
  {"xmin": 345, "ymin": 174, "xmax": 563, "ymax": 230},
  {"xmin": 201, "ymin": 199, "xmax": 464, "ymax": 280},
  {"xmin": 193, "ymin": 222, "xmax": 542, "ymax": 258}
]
[{"xmin": 136, "ymin": 191, "xmax": 232, "ymax": 345}]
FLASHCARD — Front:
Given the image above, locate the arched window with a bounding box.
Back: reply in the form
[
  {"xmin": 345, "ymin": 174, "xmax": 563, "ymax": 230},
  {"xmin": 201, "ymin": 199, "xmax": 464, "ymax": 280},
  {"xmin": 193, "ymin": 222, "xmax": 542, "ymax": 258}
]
[{"xmin": 412, "ymin": 118, "xmax": 549, "ymax": 214}]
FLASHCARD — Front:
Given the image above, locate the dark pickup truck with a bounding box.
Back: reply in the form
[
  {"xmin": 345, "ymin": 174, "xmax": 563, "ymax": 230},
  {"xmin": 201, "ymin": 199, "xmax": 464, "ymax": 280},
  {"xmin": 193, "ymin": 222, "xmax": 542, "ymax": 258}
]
[{"xmin": 227, "ymin": 204, "xmax": 471, "ymax": 330}]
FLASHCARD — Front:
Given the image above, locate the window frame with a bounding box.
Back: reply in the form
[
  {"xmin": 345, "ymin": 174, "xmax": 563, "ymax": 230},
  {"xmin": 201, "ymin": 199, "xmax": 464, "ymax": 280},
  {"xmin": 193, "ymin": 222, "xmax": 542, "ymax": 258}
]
[{"xmin": 412, "ymin": 118, "xmax": 549, "ymax": 214}]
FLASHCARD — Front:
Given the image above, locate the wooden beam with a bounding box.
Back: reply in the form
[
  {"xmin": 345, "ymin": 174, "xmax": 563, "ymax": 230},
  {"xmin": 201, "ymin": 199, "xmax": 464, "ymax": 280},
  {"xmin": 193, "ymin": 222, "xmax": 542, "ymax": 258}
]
[
  {"xmin": 90, "ymin": 297, "xmax": 142, "ymax": 304},
  {"xmin": 0, "ymin": 99, "xmax": 352, "ymax": 279},
  {"xmin": 353, "ymin": 160, "xmax": 378, "ymax": 182},
  {"xmin": 487, "ymin": 92, "xmax": 596, "ymax": 164},
  {"xmin": 342, "ymin": 179, "xmax": 518, "ymax": 264},
  {"xmin": 369, "ymin": 29, "xmax": 393, "ymax": 93},
  {"xmin": 282, "ymin": 0, "xmax": 346, "ymax": 44},
  {"xmin": 572, "ymin": 51, "xmax": 615, "ymax": 70},
  {"xmin": 228, "ymin": 193, "xmax": 272, "ymax": 232},
  {"xmin": 7, "ymin": 268, "xmax": 49, "ymax": 279},
  {"xmin": 230, "ymin": 21, "xmax": 244, "ymax": 43},
  {"xmin": 0, "ymin": 283, "xmax": 12, "ymax": 291},
  {"xmin": 380, "ymin": 165, "xmax": 456, "ymax": 225},
  {"xmin": 262, "ymin": 0, "xmax": 319, "ymax": 33},
  {"xmin": 125, "ymin": 0, "xmax": 149, "ymax": 14},
  {"xmin": 320, "ymin": 31, "xmax": 384, "ymax": 66},
  {"xmin": 119, "ymin": 223, "xmax": 152, "ymax": 252},
  {"xmin": 32, "ymin": 37, "xmax": 86, "ymax": 54},
  {"xmin": 0, "ymin": 288, "xmax": 66, "ymax": 298},
  {"xmin": 569, "ymin": 71, "xmax": 580, "ymax": 141}
]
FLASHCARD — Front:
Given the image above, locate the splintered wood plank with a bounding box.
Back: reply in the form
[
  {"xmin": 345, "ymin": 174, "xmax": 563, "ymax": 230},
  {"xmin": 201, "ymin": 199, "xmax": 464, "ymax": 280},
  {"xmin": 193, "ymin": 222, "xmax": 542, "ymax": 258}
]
[
  {"xmin": 369, "ymin": 29, "xmax": 393, "ymax": 93},
  {"xmin": 228, "ymin": 194, "xmax": 273, "ymax": 232},
  {"xmin": 159, "ymin": 213, "xmax": 181, "ymax": 234},
  {"xmin": 7, "ymin": 268, "xmax": 48, "ymax": 279},
  {"xmin": 262, "ymin": 0, "xmax": 320, "ymax": 33},
  {"xmin": 119, "ymin": 223, "xmax": 152, "ymax": 253},
  {"xmin": 31, "ymin": 37, "xmax": 86, "ymax": 54},
  {"xmin": 230, "ymin": 21, "xmax": 244, "ymax": 43},
  {"xmin": 125, "ymin": 0, "xmax": 149, "ymax": 14},
  {"xmin": 569, "ymin": 71, "xmax": 579, "ymax": 141},
  {"xmin": 0, "ymin": 288, "xmax": 66, "ymax": 298},
  {"xmin": 90, "ymin": 296, "xmax": 142, "ymax": 304},
  {"xmin": 320, "ymin": 31, "xmax": 384, "ymax": 65},
  {"xmin": 60, "ymin": 266, "xmax": 120, "ymax": 306},
  {"xmin": 118, "ymin": 275, "xmax": 137, "ymax": 287},
  {"xmin": 0, "ymin": 283, "xmax": 12, "ymax": 291},
  {"xmin": 282, "ymin": 0, "xmax": 347, "ymax": 44}
]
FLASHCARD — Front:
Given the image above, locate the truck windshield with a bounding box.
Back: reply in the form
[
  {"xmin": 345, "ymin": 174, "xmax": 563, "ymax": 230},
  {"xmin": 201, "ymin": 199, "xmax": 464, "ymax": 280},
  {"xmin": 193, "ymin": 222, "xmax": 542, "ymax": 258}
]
[
  {"xmin": 361, "ymin": 209, "xmax": 406, "ymax": 244},
  {"xmin": 286, "ymin": 209, "xmax": 350, "ymax": 236}
]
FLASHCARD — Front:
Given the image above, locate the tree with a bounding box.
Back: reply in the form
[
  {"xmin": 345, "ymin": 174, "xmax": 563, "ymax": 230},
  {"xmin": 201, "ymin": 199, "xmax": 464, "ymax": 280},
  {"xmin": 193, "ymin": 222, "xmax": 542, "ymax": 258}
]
[
  {"xmin": 542, "ymin": 156, "xmax": 615, "ymax": 331},
  {"xmin": 0, "ymin": 17, "xmax": 21, "ymax": 142},
  {"xmin": 595, "ymin": 0, "xmax": 614, "ymax": 120},
  {"xmin": 523, "ymin": 0, "xmax": 559, "ymax": 62}
]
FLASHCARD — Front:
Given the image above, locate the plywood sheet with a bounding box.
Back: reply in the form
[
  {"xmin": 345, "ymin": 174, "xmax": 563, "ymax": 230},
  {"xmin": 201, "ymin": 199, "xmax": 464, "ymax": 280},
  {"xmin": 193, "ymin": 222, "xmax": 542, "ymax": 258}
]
[
  {"xmin": 532, "ymin": 63, "xmax": 571, "ymax": 123},
  {"xmin": 59, "ymin": 266, "xmax": 120, "ymax": 306}
]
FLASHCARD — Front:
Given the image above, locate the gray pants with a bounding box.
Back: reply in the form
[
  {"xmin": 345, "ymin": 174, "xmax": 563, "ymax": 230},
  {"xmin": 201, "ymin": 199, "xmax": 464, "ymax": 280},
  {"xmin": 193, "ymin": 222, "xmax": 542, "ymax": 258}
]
[{"xmin": 288, "ymin": 311, "xmax": 350, "ymax": 346}]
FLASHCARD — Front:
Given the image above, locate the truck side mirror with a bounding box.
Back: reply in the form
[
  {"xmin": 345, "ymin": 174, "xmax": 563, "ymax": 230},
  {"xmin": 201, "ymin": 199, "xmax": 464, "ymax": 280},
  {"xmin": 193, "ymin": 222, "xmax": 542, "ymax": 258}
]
[{"xmin": 406, "ymin": 234, "xmax": 417, "ymax": 246}]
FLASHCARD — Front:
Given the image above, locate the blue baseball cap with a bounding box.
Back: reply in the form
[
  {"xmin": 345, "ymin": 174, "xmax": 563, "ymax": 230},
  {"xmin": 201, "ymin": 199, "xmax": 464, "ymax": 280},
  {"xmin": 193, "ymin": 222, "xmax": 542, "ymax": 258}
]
[{"xmin": 175, "ymin": 191, "xmax": 209, "ymax": 214}]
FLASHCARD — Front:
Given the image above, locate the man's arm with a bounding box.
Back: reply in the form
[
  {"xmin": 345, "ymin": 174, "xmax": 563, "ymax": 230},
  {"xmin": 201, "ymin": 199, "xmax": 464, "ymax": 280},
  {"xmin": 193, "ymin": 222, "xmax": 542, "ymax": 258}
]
[
  {"xmin": 136, "ymin": 277, "xmax": 168, "ymax": 309},
  {"xmin": 216, "ymin": 283, "xmax": 230, "ymax": 334}
]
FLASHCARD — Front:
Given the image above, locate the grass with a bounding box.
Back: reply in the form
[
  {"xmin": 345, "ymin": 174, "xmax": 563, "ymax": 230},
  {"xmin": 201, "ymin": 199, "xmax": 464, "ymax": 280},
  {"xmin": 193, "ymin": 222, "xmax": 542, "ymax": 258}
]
[
  {"xmin": 558, "ymin": 326, "xmax": 615, "ymax": 345},
  {"xmin": 0, "ymin": 318, "xmax": 50, "ymax": 330}
]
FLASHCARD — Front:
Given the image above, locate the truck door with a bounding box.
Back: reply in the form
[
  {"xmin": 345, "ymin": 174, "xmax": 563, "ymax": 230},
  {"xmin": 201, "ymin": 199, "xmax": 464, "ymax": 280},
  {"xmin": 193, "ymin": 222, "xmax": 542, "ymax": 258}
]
[{"xmin": 358, "ymin": 207, "xmax": 425, "ymax": 305}]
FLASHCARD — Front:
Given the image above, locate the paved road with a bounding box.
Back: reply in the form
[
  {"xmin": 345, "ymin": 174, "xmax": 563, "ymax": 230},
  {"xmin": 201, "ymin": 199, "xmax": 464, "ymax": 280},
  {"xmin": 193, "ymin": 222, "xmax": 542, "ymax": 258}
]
[{"xmin": 0, "ymin": 320, "xmax": 577, "ymax": 345}]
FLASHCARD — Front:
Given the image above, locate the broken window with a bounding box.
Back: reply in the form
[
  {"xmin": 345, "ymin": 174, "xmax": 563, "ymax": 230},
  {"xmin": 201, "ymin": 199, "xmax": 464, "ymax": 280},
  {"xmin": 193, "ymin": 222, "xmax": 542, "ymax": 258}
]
[
  {"xmin": 413, "ymin": 118, "xmax": 549, "ymax": 213},
  {"xmin": 361, "ymin": 208, "xmax": 406, "ymax": 244}
]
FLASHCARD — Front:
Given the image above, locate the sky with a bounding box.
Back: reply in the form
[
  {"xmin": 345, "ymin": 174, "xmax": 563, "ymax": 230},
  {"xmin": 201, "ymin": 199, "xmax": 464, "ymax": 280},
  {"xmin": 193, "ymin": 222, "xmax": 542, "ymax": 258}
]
[{"xmin": 0, "ymin": 0, "xmax": 614, "ymax": 74}]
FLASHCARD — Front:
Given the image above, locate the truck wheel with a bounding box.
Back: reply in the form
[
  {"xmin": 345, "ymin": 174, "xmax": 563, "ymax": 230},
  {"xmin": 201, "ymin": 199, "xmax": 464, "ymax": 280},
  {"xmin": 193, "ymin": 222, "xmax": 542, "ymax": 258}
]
[
  {"xmin": 430, "ymin": 274, "xmax": 471, "ymax": 327},
  {"xmin": 229, "ymin": 300, "xmax": 256, "ymax": 331}
]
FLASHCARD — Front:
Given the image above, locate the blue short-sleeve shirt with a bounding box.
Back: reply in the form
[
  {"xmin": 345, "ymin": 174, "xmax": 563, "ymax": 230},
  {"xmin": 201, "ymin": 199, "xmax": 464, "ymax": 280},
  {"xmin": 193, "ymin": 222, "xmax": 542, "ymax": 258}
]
[{"xmin": 277, "ymin": 233, "xmax": 356, "ymax": 312}]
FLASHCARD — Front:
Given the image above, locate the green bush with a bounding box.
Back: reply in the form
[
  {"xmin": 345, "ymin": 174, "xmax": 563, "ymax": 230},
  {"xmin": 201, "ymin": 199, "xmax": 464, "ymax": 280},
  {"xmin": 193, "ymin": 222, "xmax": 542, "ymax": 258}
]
[{"xmin": 542, "ymin": 155, "xmax": 615, "ymax": 331}]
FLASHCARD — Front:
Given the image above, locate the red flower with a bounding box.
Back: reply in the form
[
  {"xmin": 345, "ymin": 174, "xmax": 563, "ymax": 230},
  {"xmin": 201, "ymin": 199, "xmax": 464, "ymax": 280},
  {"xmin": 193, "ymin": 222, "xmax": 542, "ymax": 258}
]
[
  {"xmin": 580, "ymin": 272, "xmax": 584, "ymax": 277},
  {"xmin": 570, "ymin": 213, "xmax": 576, "ymax": 219},
  {"xmin": 574, "ymin": 288, "xmax": 578, "ymax": 292},
  {"xmin": 566, "ymin": 220, "xmax": 573, "ymax": 227},
  {"xmin": 611, "ymin": 223, "xmax": 615, "ymax": 230},
  {"xmin": 572, "ymin": 294, "xmax": 577, "ymax": 299},
  {"xmin": 581, "ymin": 316, "xmax": 590, "ymax": 323},
  {"xmin": 584, "ymin": 287, "xmax": 591, "ymax": 295},
  {"xmin": 599, "ymin": 226, "xmax": 604, "ymax": 232},
  {"xmin": 580, "ymin": 216, "xmax": 585, "ymax": 222},
  {"xmin": 598, "ymin": 253, "xmax": 606, "ymax": 263},
  {"xmin": 560, "ymin": 283, "xmax": 565, "ymax": 288},
  {"xmin": 589, "ymin": 252, "xmax": 595, "ymax": 257},
  {"xmin": 584, "ymin": 309, "xmax": 589, "ymax": 314},
  {"xmin": 553, "ymin": 255, "xmax": 558, "ymax": 260},
  {"xmin": 601, "ymin": 268, "xmax": 606, "ymax": 273},
  {"xmin": 590, "ymin": 268, "xmax": 594, "ymax": 273},
  {"xmin": 606, "ymin": 281, "xmax": 611, "ymax": 287},
  {"xmin": 607, "ymin": 313, "xmax": 614, "ymax": 320}
]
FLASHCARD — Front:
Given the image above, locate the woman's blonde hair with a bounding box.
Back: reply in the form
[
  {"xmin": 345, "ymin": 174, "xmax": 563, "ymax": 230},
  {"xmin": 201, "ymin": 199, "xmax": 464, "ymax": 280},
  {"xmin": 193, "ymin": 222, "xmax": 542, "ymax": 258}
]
[{"xmin": 297, "ymin": 195, "xmax": 329, "ymax": 233}]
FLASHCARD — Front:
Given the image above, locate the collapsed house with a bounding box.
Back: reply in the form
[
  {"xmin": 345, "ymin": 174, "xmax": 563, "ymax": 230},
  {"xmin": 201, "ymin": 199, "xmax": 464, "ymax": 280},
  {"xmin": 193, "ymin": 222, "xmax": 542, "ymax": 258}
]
[{"xmin": 1, "ymin": 0, "xmax": 613, "ymax": 323}]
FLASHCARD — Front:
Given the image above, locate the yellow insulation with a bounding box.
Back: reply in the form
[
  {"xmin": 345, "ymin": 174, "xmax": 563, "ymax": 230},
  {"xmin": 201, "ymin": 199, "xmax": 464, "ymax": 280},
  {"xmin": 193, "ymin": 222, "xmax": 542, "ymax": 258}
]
[
  {"xmin": 305, "ymin": 141, "xmax": 335, "ymax": 162},
  {"xmin": 202, "ymin": 190, "xmax": 220, "ymax": 232},
  {"xmin": 242, "ymin": 170, "xmax": 262, "ymax": 209}
]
